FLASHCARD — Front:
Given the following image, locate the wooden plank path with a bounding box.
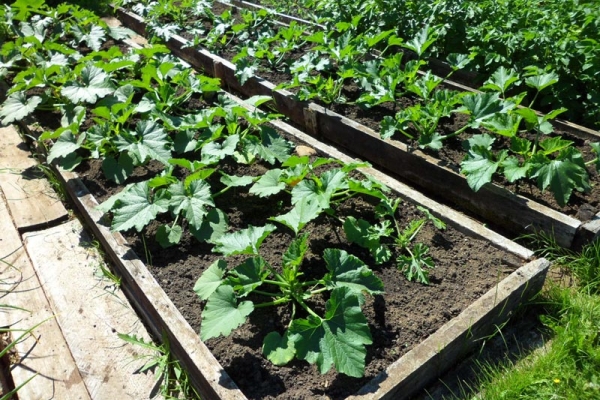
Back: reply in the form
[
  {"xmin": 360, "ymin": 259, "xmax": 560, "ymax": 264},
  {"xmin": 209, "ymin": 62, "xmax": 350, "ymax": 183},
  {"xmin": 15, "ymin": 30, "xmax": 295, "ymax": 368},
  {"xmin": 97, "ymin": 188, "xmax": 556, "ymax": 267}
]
[
  {"xmin": 0, "ymin": 126, "xmax": 68, "ymax": 231},
  {"xmin": 0, "ymin": 125, "xmax": 162, "ymax": 399}
]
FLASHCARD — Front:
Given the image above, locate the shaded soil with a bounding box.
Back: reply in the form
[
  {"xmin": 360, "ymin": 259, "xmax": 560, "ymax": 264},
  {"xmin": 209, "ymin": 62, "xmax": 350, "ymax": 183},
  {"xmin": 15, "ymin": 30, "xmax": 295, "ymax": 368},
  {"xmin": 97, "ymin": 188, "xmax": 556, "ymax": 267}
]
[{"xmin": 76, "ymin": 127, "xmax": 523, "ymax": 399}]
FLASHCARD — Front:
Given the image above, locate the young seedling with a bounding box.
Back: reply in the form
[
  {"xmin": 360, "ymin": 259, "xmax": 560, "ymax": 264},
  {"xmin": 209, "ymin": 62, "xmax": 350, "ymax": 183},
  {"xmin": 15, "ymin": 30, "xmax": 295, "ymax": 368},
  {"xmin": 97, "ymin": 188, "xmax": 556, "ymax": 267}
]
[{"xmin": 344, "ymin": 196, "xmax": 446, "ymax": 284}]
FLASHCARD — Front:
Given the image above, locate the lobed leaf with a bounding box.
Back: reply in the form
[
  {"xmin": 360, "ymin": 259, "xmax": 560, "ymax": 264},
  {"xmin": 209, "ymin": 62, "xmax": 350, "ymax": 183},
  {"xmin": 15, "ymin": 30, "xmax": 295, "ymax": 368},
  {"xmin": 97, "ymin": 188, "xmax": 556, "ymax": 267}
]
[
  {"xmin": 194, "ymin": 260, "xmax": 227, "ymax": 300},
  {"xmin": 200, "ymin": 285, "xmax": 254, "ymax": 341},
  {"xmin": 289, "ymin": 287, "xmax": 372, "ymax": 377},
  {"xmin": 213, "ymin": 224, "xmax": 276, "ymax": 256}
]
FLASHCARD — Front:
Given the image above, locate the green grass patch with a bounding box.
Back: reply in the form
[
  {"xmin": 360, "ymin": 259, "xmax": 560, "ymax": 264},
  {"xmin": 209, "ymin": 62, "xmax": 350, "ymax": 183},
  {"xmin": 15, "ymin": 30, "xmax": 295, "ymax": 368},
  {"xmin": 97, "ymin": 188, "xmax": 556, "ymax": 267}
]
[{"xmin": 457, "ymin": 238, "xmax": 600, "ymax": 400}]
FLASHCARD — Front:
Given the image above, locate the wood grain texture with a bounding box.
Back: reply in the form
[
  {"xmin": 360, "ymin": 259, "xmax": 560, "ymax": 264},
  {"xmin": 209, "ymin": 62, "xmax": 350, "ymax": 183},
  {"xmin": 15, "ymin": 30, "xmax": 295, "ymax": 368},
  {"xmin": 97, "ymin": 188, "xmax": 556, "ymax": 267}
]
[
  {"xmin": 0, "ymin": 189, "xmax": 90, "ymax": 400},
  {"xmin": 0, "ymin": 125, "xmax": 68, "ymax": 231},
  {"xmin": 23, "ymin": 220, "xmax": 161, "ymax": 400}
]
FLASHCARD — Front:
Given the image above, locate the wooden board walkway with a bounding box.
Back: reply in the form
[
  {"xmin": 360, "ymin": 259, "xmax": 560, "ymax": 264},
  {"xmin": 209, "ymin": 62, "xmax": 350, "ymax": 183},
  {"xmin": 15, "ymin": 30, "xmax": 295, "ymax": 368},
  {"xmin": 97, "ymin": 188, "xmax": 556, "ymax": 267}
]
[
  {"xmin": 0, "ymin": 125, "xmax": 162, "ymax": 399},
  {"xmin": 0, "ymin": 126, "xmax": 68, "ymax": 231}
]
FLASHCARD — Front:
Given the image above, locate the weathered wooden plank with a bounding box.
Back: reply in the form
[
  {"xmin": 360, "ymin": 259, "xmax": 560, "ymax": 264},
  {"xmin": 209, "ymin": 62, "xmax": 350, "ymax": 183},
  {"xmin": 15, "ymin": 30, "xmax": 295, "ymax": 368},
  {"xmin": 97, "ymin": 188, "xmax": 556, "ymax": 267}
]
[
  {"xmin": 307, "ymin": 102, "xmax": 581, "ymax": 248},
  {"xmin": 112, "ymin": 8, "xmax": 597, "ymax": 248},
  {"xmin": 350, "ymin": 258, "xmax": 550, "ymax": 400},
  {"xmin": 0, "ymin": 188, "xmax": 90, "ymax": 399},
  {"xmin": 22, "ymin": 220, "xmax": 161, "ymax": 400},
  {"xmin": 0, "ymin": 125, "xmax": 68, "ymax": 231},
  {"xmin": 55, "ymin": 170, "xmax": 246, "ymax": 400}
]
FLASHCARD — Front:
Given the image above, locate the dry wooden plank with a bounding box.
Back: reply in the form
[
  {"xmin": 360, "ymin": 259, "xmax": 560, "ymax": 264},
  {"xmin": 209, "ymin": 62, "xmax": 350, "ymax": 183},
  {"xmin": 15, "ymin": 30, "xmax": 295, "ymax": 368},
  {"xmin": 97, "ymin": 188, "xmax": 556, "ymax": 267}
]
[
  {"xmin": 0, "ymin": 188, "xmax": 90, "ymax": 399},
  {"xmin": 350, "ymin": 258, "xmax": 549, "ymax": 399},
  {"xmin": 307, "ymin": 102, "xmax": 582, "ymax": 248},
  {"xmin": 0, "ymin": 125, "xmax": 68, "ymax": 231},
  {"xmin": 112, "ymin": 10, "xmax": 596, "ymax": 248},
  {"xmin": 55, "ymin": 170, "xmax": 246, "ymax": 400},
  {"xmin": 22, "ymin": 220, "xmax": 162, "ymax": 400}
]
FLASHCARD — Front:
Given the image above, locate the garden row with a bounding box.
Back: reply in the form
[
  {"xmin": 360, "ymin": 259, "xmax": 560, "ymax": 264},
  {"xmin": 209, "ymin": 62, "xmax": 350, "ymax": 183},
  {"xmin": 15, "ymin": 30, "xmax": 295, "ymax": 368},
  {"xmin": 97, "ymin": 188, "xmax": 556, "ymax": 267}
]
[
  {"xmin": 247, "ymin": 0, "xmax": 600, "ymax": 128},
  {"xmin": 113, "ymin": 0, "xmax": 600, "ymax": 248},
  {"xmin": 0, "ymin": 1, "xmax": 549, "ymax": 399}
]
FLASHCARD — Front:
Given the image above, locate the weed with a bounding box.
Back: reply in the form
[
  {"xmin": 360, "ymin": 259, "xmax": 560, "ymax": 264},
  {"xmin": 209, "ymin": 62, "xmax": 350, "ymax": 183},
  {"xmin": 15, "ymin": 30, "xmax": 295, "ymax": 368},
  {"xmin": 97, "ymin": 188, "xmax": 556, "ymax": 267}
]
[{"xmin": 119, "ymin": 332, "xmax": 201, "ymax": 399}]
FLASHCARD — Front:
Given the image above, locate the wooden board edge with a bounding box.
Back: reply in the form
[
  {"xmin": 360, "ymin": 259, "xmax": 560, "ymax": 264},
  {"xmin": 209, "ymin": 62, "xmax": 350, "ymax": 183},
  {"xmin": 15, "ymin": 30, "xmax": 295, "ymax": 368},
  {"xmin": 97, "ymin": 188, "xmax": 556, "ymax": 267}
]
[
  {"xmin": 307, "ymin": 103, "xmax": 581, "ymax": 248},
  {"xmin": 222, "ymin": 93, "xmax": 535, "ymax": 260},
  {"xmin": 112, "ymin": 10, "xmax": 585, "ymax": 248},
  {"xmin": 350, "ymin": 257, "xmax": 550, "ymax": 399},
  {"xmin": 53, "ymin": 169, "xmax": 247, "ymax": 400},
  {"xmin": 227, "ymin": 0, "xmax": 325, "ymax": 29}
]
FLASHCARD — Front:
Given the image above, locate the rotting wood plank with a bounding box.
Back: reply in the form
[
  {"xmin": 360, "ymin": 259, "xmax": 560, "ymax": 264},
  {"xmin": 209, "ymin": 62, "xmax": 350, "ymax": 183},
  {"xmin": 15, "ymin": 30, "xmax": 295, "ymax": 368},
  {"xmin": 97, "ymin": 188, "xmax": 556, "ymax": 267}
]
[
  {"xmin": 0, "ymin": 125, "xmax": 68, "ymax": 231},
  {"xmin": 0, "ymin": 188, "xmax": 90, "ymax": 400},
  {"xmin": 22, "ymin": 220, "xmax": 162, "ymax": 400},
  {"xmin": 54, "ymin": 170, "xmax": 246, "ymax": 400}
]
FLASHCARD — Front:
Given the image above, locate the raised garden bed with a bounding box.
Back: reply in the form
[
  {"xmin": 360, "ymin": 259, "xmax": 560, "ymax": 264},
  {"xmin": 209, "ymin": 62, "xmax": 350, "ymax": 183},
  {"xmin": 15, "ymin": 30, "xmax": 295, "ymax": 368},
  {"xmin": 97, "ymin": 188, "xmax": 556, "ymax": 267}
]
[
  {"xmin": 115, "ymin": 6, "xmax": 600, "ymax": 248},
  {"xmin": 51, "ymin": 112, "xmax": 549, "ymax": 399},
  {"xmin": 0, "ymin": 4, "xmax": 551, "ymax": 398}
]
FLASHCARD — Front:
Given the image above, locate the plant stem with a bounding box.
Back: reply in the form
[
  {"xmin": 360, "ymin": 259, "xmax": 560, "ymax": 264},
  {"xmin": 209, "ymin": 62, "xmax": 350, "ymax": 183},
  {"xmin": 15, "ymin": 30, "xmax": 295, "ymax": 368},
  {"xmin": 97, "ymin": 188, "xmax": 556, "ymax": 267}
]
[{"xmin": 254, "ymin": 297, "xmax": 291, "ymax": 308}]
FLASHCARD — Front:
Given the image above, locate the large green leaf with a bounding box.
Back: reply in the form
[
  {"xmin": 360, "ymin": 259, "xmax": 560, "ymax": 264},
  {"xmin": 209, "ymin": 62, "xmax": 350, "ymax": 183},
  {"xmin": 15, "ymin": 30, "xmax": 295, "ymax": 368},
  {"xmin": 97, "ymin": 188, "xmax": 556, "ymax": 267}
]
[
  {"xmin": 190, "ymin": 208, "xmax": 228, "ymax": 244},
  {"xmin": 213, "ymin": 224, "xmax": 276, "ymax": 256},
  {"xmin": 71, "ymin": 24, "xmax": 106, "ymax": 52},
  {"xmin": 47, "ymin": 128, "xmax": 84, "ymax": 163},
  {"xmin": 249, "ymin": 169, "xmax": 285, "ymax": 197},
  {"xmin": 323, "ymin": 248, "xmax": 383, "ymax": 294},
  {"xmin": 480, "ymin": 66, "xmax": 520, "ymax": 94},
  {"xmin": 111, "ymin": 181, "xmax": 170, "ymax": 232},
  {"xmin": 458, "ymin": 92, "xmax": 510, "ymax": 128},
  {"xmin": 194, "ymin": 260, "xmax": 227, "ymax": 300},
  {"xmin": 530, "ymin": 149, "xmax": 590, "ymax": 207},
  {"xmin": 501, "ymin": 156, "xmax": 530, "ymax": 183},
  {"xmin": 168, "ymin": 180, "xmax": 214, "ymax": 230},
  {"xmin": 61, "ymin": 64, "xmax": 115, "ymax": 104},
  {"xmin": 246, "ymin": 126, "xmax": 293, "ymax": 164},
  {"xmin": 289, "ymin": 287, "xmax": 372, "ymax": 377},
  {"xmin": 226, "ymin": 257, "xmax": 268, "ymax": 297},
  {"xmin": 263, "ymin": 331, "xmax": 296, "ymax": 366},
  {"xmin": 291, "ymin": 169, "xmax": 347, "ymax": 209},
  {"xmin": 460, "ymin": 134, "xmax": 506, "ymax": 192},
  {"xmin": 270, "ymin": 197, "xmax": 322, "ymax": 235},
  {"xmin": 0, "ymin": 92, "xmax": 42, "ymax": 125},
  {"xmin": 200, "ymin": 285, "xmax": 254, "ymax": 341},
  {"xmin": 201, "ymin": 134, "xmax": 240, "ymax": 161},
  {"xmin": 115, "ymin": 120, "xmax": 171, "ymax": 165}
]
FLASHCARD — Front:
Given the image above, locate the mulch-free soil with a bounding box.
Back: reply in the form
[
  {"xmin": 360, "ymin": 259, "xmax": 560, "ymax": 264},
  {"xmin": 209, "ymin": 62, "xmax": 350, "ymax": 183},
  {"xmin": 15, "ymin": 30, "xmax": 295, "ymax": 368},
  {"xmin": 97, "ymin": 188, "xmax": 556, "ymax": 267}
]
[
  {"xmin": 75, "ymin": 127, "xmax": 522, "ymax": 399},
  {"xmin": 163, "ymin": 0, "xmax": 600, "ymax": 219}
]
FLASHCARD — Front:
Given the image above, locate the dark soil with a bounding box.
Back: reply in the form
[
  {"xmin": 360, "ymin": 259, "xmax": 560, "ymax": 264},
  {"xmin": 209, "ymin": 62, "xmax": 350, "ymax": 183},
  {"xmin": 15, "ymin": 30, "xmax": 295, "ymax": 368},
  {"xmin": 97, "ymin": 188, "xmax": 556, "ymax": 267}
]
[
  {"xmin": 76, "ymin": 127, "xmax": 523, "ymax": 400},
  {"xmin": 153, "ymin": 0, "xmax": 600, "ymax": 219}
]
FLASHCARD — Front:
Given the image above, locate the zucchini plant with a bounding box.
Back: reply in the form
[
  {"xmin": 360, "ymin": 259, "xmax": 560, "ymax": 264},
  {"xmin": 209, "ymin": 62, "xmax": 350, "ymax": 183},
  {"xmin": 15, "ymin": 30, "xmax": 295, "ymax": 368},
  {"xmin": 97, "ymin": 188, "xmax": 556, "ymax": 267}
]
[
  {"xmin": 194, "ymin": 232, "xmax": 383, "ymax": 377},
  {"xmin": 461, "ymin": 67, "xmax": 600, "ymax": 206}
]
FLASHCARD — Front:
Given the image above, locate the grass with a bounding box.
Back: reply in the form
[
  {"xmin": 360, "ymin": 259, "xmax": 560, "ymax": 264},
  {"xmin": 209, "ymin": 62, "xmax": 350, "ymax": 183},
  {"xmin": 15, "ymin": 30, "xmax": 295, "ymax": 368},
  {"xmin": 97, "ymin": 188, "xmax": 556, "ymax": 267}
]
[
  {"xmin": 119, "ymin": 332, "xmax": 202, "ymax": 399},
  {"xmin": 449, "ymin": 237, "xmax": 600, "ymax": 400}
]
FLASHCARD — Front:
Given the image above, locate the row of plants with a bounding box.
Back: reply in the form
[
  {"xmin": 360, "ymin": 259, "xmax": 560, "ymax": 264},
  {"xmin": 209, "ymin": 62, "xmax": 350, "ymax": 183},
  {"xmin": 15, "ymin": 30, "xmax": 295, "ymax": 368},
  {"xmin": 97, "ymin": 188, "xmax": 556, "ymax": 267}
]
[
  {"xmin": 253, "ymin": 0, "xmax": 600, "ymax": 129},
  {"xmin": 0, "ymin": 0, "xmax": 455, "ymax": 379},
  {"xmin": 114, "ymin": 0, "xmax": 600, "ymax": 208}
]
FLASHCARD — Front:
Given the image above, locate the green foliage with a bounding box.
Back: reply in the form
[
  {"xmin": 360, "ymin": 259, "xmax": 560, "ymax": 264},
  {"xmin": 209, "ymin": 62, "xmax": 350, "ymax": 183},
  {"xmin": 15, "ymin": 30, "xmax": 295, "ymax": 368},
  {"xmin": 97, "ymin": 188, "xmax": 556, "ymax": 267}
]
[
  {"xmin": 344, "ymin": 197, "xmax": 446, "ymax": 284},
  {"xmin": 195, "ymin": 233, "xmax": 383, "ymax": 376}
]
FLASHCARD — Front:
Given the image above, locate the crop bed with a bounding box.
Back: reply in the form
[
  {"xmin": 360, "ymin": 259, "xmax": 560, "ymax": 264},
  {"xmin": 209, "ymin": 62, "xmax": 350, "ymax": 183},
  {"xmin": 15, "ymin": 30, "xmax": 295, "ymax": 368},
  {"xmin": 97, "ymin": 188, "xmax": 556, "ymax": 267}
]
[
  {"xmin": 114, "ymin": 1, "xmax": 600, "ymax": 248},
  {"xmin": 0, "ymin": 1, "xmax": 551, "ymax": 399}
]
